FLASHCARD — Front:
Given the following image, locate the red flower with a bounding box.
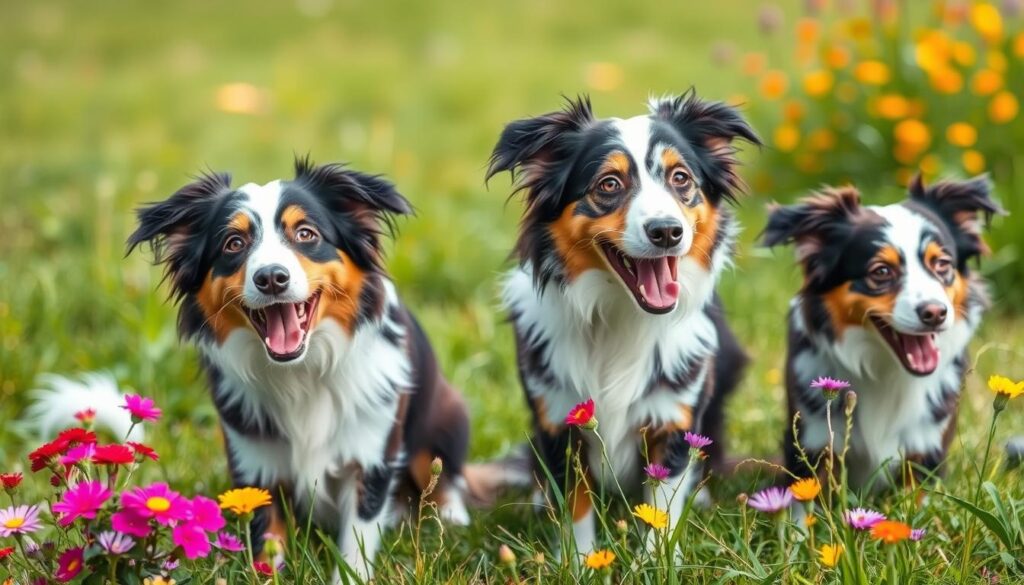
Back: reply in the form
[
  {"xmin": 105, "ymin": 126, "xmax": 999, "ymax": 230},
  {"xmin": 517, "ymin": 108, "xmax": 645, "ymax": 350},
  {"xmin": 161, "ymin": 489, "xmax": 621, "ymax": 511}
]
[
  {"xmin": 28, "ymin": 440, "xmax": 68, "ymax": 472},
  {"xmin": 565, "ymin": 399, "xmax": 597, "ymax": 429},
  {"xmin": 73, "ymin": 408, "xmax": 96, "ymax": 425},
  {"xmin": 0, "ymin": 546, "xmax": 14, "ymax": 560},
  {"xmin": 253, "ymin": 561, "xmax": 274, "ymax": 575},
  {"xmin": 0, "ymin": 473, "xmax": 22, "ymax": 490},
  {"xmin": 91, "ymin": 445, "xmax": 135, "ymax": 466},
  {"xmin": 55, "ymin": 428, "xmax": 97, "ymax": 447},
  {"xmin": 126, "ymin": 442, "xmax": 159, "ymax": 462}
]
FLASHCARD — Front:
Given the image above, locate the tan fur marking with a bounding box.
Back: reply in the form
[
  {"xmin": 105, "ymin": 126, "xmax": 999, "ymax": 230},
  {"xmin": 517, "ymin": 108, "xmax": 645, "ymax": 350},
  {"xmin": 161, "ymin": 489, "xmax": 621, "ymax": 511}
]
[
  {"xmin": 568, "ymin": 471, "xmax": 593, "ymax": 522},
  {"xmin": 548, "ymin": 202, "xmax": 628, "ymax": 281},
  {"xmin": 821, "ymin": 282, "xmax": 898, "ymax": 338},
  {"xmin": 227, "ymin": 212, "xmax": 251, "ymax": 234},
  {"xmin": 280, "ymin": 205, "xmax": 308, "ymax": 236},
  {"xmin": 876, "ymin": 246, "xmax": 902, "ymax": 268},
  {"xmin": 685, "ymin": 199, "xmax": 718, "ymax": 270},
  {"xmin": 195, "ymin": 269, "xmax": 249, "ymax": 343},
  {"xmin": 299, "ymin": 250, "xmax": 365, "ymax": 334},
  {"xmin": 531, "ymin": 395, "xmax": 562, "ymax": 436}
]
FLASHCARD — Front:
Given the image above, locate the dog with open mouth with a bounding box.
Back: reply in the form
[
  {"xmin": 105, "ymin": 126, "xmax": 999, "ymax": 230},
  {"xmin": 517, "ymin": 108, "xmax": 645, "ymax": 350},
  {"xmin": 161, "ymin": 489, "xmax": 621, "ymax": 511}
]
[
  {"xmin": 487, "ymin": 92, "xmax": 760, "ymax": 553},
  {"xmin": 763, "ymin": 175, "xmax": 1002, "ymax": 490},
  {"xmin": 127, "ymin": 158, "xmax": 473, "ymax": 580}
]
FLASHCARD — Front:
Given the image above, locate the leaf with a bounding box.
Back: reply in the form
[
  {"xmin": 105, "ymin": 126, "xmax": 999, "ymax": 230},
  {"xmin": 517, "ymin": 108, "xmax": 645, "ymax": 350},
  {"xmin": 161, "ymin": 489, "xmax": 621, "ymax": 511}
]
[{"xmin": 943, "ymin": 492, "xmax": 1015, "ymax": 550}]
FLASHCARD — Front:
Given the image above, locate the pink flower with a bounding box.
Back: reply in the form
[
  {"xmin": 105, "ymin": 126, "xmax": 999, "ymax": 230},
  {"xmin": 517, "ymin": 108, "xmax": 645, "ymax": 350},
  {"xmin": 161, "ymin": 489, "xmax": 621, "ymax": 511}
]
[
  {"xmin": 52, "ymin": 480, "xmax": 111, "ymax": 526},
  {"xmin": 565, "ymin": 399, "xmax": 596, "ymax": 429},
  {"xmin": 111, "ymin": 508, "xmax": 152, "ymax": 537},
  {"xmin": 746, "ymin": 487, "xmax": 793, "ymax": 514},
  {"xmin": 74, "ymin": 408, "xmax": 96, "ymax": 425},
  {"xmin": 684, "ymin": 432, "xmax": 713, "ymax": 450},
  {"xmin": 186, "ymin": 495, "xmax": 226, "ymax": 533},
  {"xmin": 96, "ymin": 531, "xmax": 135, "ymax": 555},
  {"xmin": 644, "ymin": 463, "xmax": 670, "ymax": 482},
  {"xmin": 122, "ymin": 394, "xmax": 162, "ymax": 423},
  {"xmin": 59, "ymin": 443, "xmax": 96, "ymax": 467},
  {"xmin": 55, "ymin": 547, "xmax": 85, "ymax": 582},
  {"xmin": 172, "ymin": 522, "xmax": 212, "ymax": 559},
  {"xmin": 214, "ymin": 531, "xmax": 246, "ymax": 552},
  {"xmin": 120, "ymin": 483, "xmax": 189, "ymax": 526},
  {"xmin": 910, "ymin": 528, "xmax": 926, "ymax": 541},
  {"xmin": 844, "ymin": 507, "xmax": 886, "ymax": 530},
  {"xmin": 810, "ymin": 376, "xmax": 851, "ymax": 400},
  {"xmin": 0, "ymin": 505, "xmax": 42, "ymax": 536}
]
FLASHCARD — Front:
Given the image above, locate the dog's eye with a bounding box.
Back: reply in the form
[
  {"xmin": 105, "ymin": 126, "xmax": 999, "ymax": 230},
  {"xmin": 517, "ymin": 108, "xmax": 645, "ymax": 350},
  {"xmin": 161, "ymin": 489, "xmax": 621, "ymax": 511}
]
[
  {"xmin": 869, "ymin": 263, "xmax": 896, "ymax": 283},
  {"xmin": 670, "ymin": 169, "xmax": 692, "ymax": 189},
  {"xmin": 932, "ymin": 256, "xmax": 953, "ymax": 277},
  {"xmin": 223, "ymin": 235, "xmax": 246, "ymax": 254},
  {"xmin": 295, "ymin": 226, "xmax": 320, "ymax": 243},
  {"xmin": 597, "ymin": 176, "xmax": 623, "ymax": 194}
]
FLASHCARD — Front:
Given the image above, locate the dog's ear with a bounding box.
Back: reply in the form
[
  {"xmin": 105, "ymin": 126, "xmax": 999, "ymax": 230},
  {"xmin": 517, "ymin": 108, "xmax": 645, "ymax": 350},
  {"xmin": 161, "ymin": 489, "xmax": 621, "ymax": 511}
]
[
  {"xmin": 762, "ymin": 186, "xmax": 862, "ymax": 287},
  {"xmin": 908, "ymin": 173, "xmax": 1004, "ymax": 269},
  {"xmin": 126, "ymin": 172, "xmax": 233, "ymax": 297},
  {"xmin": 486, "ymin": 95, "xmax": 595, "ymax": 210},
  {"xmin": 651, "ymin": 91, "xmax": 761, "ymax": 204}
]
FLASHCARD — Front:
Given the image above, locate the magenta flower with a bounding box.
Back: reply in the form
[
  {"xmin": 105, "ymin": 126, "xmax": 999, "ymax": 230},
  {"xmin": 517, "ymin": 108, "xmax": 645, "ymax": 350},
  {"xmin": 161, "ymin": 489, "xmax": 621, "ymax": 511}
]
[
  {"xmin": 810, "ymin": 376, "xmax": 851, "ymax": 400},
  {"xmin": 910, "ymin": 528, "xmax": 926, "ymax": 541},
  {"xmin": 121, "ymin": 394, "xmax": 162, "ymax": 423},
  {"xmin": 0, "ymin": 505, "xmax": 42, "ymax": 536},
  {"xmin": 746, "ymin": 487, "xmax": 793, "ymax": 514},
  {"xmin": 96, "ymin": 531, "xmax": 135, "ymax": 555},
  {"xmin": 644, "ymin": 463, "xmax": 671, "ymax": 482},
  {"xmin": 55, "ymin": 547, "xmax": 85, "ymax": 582},
  {"xmin": 163, "ymin": 557, "xmax": 180, "ymax": 571},
  {"xmin": 59, "ymin": 443, "xmax": 96, "ymax": 467},
  {"xmin": 214, "ymin": 531, "xmax": 246, "ymax": 552},
  {"xmin": 52, "ymin": 480, "xmax": 112, "ymax": 526},
  {"xmin": 120, "ymin": 483, "xmax": 188, "ymax": 526},
  {"xmin": 111, "ymin": 508, "xmax": 152, "ymax": 537},
  {"xmin": 173, "ymin": 522, "xmax": 212, "ymax": 560},
  {"xmin": 844, "ymin": 507, "xmax": 886, "ymax": 530},
  {"xmin": 684, "ymin": 432, "xmax": 713, "ymax": 450},
  {"xmin": 186, "ymin": 495, "xmax": 226, "ymax": 533}
]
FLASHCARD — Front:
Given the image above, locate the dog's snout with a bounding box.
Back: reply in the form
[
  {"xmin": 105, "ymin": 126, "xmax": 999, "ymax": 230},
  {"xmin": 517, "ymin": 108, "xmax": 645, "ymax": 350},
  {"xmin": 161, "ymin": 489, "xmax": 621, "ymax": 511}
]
[
  {"xmin": 253, "ymin": 264, "xmax": 290, "ymax": 295},
  {"xmin": 644, "ymin": 218, "xmax": 684, "ymax": 249},
  {"xmin": 916, "ymin": 302, "xmax": 948, "ymax": 328}
]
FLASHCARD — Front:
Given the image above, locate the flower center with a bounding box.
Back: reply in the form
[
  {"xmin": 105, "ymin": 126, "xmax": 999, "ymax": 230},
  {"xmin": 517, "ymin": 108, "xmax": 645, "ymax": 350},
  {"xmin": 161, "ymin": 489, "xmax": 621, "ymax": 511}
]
[
  {"xmin": 146, "ymin": 496, "xmax": 171, "ymax": 513},
  {"xmin": 3, "ymin": 517, "xmax": 24, "ymax": 529},
  {"xmin": 67, "ymin": 559, "xmax": 80, "ymax": 571}
]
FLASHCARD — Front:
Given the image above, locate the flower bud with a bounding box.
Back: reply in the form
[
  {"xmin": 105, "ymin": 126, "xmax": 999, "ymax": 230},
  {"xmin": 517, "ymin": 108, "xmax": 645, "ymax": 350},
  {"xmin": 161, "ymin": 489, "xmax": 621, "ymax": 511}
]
[
  {"xmin": 844, "ymin": 390, "xmax": 858, "ymax": 416},
  {"xmin": 615, "ymin": 519, "xmax": 628, "ymax": 535},
  {"xmin": 533, "ymin": 552, "xmax": 545, "ymax": 565},
  {"xmin": 430, "ymin": 457, "xmax": 443, "ymax": 477},
  {"xmin": 498, "ymin": 544, "xmax": 516, "ymax": 566},
  {"xmin": 582, "ymin": 418, "xmax": 598, "ymax": 431},
  {"xmin": 262, "ymin": 534, "xmax": 282, "ymax": 559},
  {"xmin": 736, "ymin": 493, "xmax": 749, "ymax": 506}
]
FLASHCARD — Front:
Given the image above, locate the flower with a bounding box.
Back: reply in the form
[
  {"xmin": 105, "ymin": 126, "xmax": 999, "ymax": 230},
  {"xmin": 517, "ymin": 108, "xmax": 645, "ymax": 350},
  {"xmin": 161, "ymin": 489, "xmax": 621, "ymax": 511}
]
[
  {"xmin": 214, "ymin": 531, "xmax": 245, "ymax": 552},
  {"xmin": 810, "ymin": 376, "xmax": 851, "ymax": 400},
  {"xmin": 74, "ymin": 408, "xmax": 96, "ymax": 425},
  {"xmin": 741, "ymin": 52, "xmax": 767, "ymax": 76},
  {"xmin": 854, "ymin": 61, "xmax": 890, "ymax": 85},
  {"xmin": 55, "ymin": 547, "xmax": 85, "ymax": 582},
  {"xmin": 819, "ymin": 543, "xmax": 842, "ymax": 568},
  {"xmin": 111, "ymin": 508, "xmax": 152, "ymax": 537},
  {"xmin": 990, "ymin": 91, "xmax": 1019, "ymax": 124},
  {"xmin": 0, "ymin": 473, "xmax": 22, "ymax": 491},
  {"xmin": 971, "ymin": 2, "xmax": 1004, "ymax": 43},
  {"xmin": 60, "ymin": 443, "xmax": 96, "ymax": 467},
  {"xmin": 871, "ymin": 520, "xmax": 912, "ymax": 544},
  {"xmin": 773, "ymin": 124, "xmax": 800, "ymax": 152},
  {"xmin": 760, "ymin": 70, "xmax": 789, "ymax": 99},
  {"xmin": 55, "ymin": 428, "xmax": 97, "ymax": 446},
  {"xmin": 122, "ymin": 394, "xmax": 162, "ymax": 423},
  {"xmin": 644, "ymin": 463, "xmax": 670, "ymax": 482},
  {"xmin": 910, "ymin": 528, "xmax": 926, "ymax": 541},
  {"xmin": 97, "ymin": 531, "xmax": 136, "ymax": 555},
  {"xmin": 0, "ymin": 546, "xmax": 14, "ymax": 560},
  {"xmin": 684, "ymin": 431, "xmax": 713, "ymax": 451},
  {"xmin": 253, "ymin": 561, "xmax": 275, "ymax": 575},
  {"xmin": 844, "ymin": 507, "xmax": 886, "ymax": 530},
  {"xmin": 121, "ymin": 483, "xmax": 189, "ymax": 525},
  {"xmin": 127, "ymin": 442, "xmax": 160, "ymax": 461},
  {"xmin": 824, "ymin": 45, "xmax": 851, "ymax": 69},
  {"xmin": 746, "ymin": 487, "xmax": 793, "ymax": 514},
  {"xmin": 0, "ymin": 505, "xmax": 42, "ymax": 536},
  {"xmin": 873, "ymin": 94, "xmax": 909, "ymax": 120},
  {"xmin": 803, "ymin": 70, "xmax": 834, "ymax": 97},
  {"xmin": 173, "ymin": 522, "xmax": 212, "ymax": 560},
  {"xmin": 971, "ymin": 69, "xmax": 1003, "ymax": 96},
  {"xmin": 497, "ymin": 544, "xmax": 516, "ymax": 565},
  {"xmin": 789, "ymin": 478, "xmax": 821, "ymax": 502},
  {"xmin": 929, "ymin": 68, "xmax": 964, "ymax": 94},
  {"xmin": 186, "ymin": 495, "xmax": 226, "ymax": 532},
  {"xmin": 52, "ymin": 480, "xmax": 112, "ymax": 526},
  {"xmin": 218, "ymin": 487, "xmax": 272, "ymax": 516},
  {"xmin": 963, "ymin": 150, "xmax": 986, "ymax": 174},
  {"xmin": 632, "ymin": 503, "xmax": 669, "ymax": 529},
  {"xmin": 988, "ymin": 375, "xmax": 1024, "ymax": 399},
  {"xmin": 946, "ymin": 123, "xmax": 978, "ymax": 148},
  {"xmin": 564, "ymin": 399, "xmax": 596, "ymax": 430},
  {"xmin": 144, "ymin": 578, "xmax": 176, "ymax": 585},
  {"xmin": 91, "ymin": 444, "xmax": 136, "ymax": 466},
  {"xmin": 585, "ymin": 549, "xmax": 615, "ymax": 569},
  {"xmin": 28, "ymin": 439, "xmax": 68, "ymax": 472}
]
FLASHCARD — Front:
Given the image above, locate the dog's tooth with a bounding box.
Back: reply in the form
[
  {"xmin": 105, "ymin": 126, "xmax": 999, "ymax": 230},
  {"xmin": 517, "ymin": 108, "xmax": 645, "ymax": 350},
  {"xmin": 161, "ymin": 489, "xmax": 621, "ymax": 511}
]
[
  {"xmin": 297, "ymin": 303, "xmax": 305, "ymax": 318},
  {"xmin": 906, "ymin": 352, "xmax": 915, "ymax": 366},
  {"xmin": 639, "ymin": 283, "xmax": 647, "ymax": 297}
]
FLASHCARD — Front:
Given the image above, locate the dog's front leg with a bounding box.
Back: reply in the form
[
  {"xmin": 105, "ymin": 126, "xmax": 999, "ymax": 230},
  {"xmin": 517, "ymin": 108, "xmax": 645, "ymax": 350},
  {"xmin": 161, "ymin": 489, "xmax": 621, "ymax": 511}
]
[{"xmin": 332, "ymin": 465, "xmax": 393, "ymax": 584}]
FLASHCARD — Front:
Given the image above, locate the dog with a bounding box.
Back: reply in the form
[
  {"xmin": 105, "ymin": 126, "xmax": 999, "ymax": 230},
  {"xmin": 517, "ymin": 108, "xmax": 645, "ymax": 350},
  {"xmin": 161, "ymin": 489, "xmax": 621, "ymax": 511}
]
[
  {"xmin": 487, "ymin": 92, "xmax": 760, "ymax": 552},
  {"xmin": 127, "ymin": 158, "xmax": 472, "ymax": 580},
  {"xmin": 763, "ymin": 175, "xmax": 1002, "ymax": 490}
]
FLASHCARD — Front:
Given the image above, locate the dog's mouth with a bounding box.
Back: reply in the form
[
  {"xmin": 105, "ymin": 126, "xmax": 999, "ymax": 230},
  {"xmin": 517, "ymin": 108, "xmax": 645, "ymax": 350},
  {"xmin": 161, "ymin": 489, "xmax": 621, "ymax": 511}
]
[
  {"xmin": 598, "ymin": 240, "xmax": 680, "ymax": 314},
  {"xmin": 244, "ymin": 291, "xmax": 321, "ymax": 362},
  {"xmin": 870, "ymin": 316, "xmax": 940, "ymax": 377}
]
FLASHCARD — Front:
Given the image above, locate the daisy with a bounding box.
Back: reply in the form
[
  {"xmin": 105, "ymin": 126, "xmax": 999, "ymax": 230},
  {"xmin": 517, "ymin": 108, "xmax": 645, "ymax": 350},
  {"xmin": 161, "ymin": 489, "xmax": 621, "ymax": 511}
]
[
  {"xmin": 172, "ymin": 523, "xmax": 212, "ymax": 560},
  {"xmin": 844, "ymin": 507, "xmax": 886, "ymax": 530},
  {"xmin": 0, "ymin": 505, "xmax": 42, "ymax": 537},
  {"xmin": 186, "ymin": 495, "xmax": 226, "ymax": 532},
  {"xmin": 565, "ymin": 399, "xmax": 596, "ymax": 430},
  {"xmin": 585, "ymin": 549, "xmax": 615, "ymax": 569},
  {"xmin": 120, "ymin": 483, "xmax": 189, "ymax": 525},
  {"xmin": 122, "ymin": 394, "xmax": 162, "ymax": 422},
  {"xmin": 910, "ymin": 528, "xmax": 926, "ymax": 541},
  {"xmin": 55, "ymin": 547, "xmax": 85, "ymax": 582},
  {"xmin": 789, "ymin": 477, "xmax": 821, "ymax": 502},
  {"xmin": 746, "ymin": 486, "xmax": 793, "ymax": 514},
  {"xmin": 632, "ymin": 503, "xmax": 669, "ymax": 529},
  {"xmin": 818, "ymin": 543, "xmax": 842, "ymax": 568},
  {"xmin": 684, "ymin": 432, "xmax": 713, "ymax": 450},
  {"xmin": 97, "ymin": 531, "xmax": 136, "ymax": 555},
  {"xmin": 644, "ymin": 463, "xmax": 670, "ymax": 482},
  {"xmin": 52, "ymin": 480, "xmax": 112, "ymax": 526},
  {"xmin": 810, "ymin": 376, "xmax": 851, "ymax": 400},
  {"xmin": 218, "ymin": 487, "xmax": 272, "ymax": 516},
  {"xmin": 870, "ymin": 520, "xmax": 912, "ymax": 544}
]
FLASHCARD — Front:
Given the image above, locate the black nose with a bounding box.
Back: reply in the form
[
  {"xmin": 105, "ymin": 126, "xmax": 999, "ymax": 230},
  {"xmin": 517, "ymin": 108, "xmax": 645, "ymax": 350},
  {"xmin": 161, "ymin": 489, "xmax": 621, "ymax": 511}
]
[
  {"xmin": 644, "ymin": 218, "xmax": 684, "ymax": 249},
  {"xmin": 253, "ymin": 264, "xmax": 290, "ymax": 295},
  {"xmin": 916, "ymin": 302, "xmax": 948, "ymax": 327}
]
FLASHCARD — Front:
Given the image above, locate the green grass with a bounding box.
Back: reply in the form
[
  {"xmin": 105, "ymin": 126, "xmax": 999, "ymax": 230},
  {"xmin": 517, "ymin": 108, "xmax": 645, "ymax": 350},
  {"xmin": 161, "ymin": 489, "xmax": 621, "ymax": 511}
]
[{"xmin": 1, "ymin": 0, "xmax": 1023, "ymax": 582}]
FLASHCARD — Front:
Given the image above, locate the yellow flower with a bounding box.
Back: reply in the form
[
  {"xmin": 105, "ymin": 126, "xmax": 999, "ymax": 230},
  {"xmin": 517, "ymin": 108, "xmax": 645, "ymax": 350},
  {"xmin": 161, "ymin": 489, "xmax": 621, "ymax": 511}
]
[
  {"xmin": 963, "ymin": 150, "xmax": 986, "ymax": 174},
  {"xmin": 807, "ymin": 128, "xmax": 836, "ymax": 151},
  {"xmin": 915, "ymin": 30, "xmax": 951, "ymax": 74},
  {"xmin": 988, "ymin": 375, "xmax": 1024, "ymax": 399},
  {"xmin": 760, "ymin": 70, "xmax": 789, "ymax": 100},
  {"xmin": 819, "ymin": 543, "xmax": 843, "ymax": 568},
  {"xmin": 920, "ymin": 154, "xmax": 941, "ymax": 175},
  {"xmin": 796, "ymin": 18, "xmax": 819, "ymax": 45},
  {"xmin": 632, "ymin": 503, "xmax": 669, "ymax": 529},
  {"xmin": 144, "ymin": 579, "xmax": 176, "ymax": 585},
  {"xmin": 971, "ymin": 69, "xmax": 1003, "ymax": 96},
  {"xmin": 1015, "ymin": 32, "xmax": 1024, "ymax": 58},
  {"xmin": 929, "ymin": 68, "xmax": 963, "ymax": 94},
  {"xmin": 805, "ymin": 514, "xmax": 818, "ymax": 527},
  {"xmin": 585, "ymin": 549, "xmax": 615, "ymax": 569},
  {"xmin": 894, "ymin": 119, "xmax": 931, "ymax": 151},
  {"xmin": 803, "ymin": 70, "xmax": 834, "ymax": 98},
  {"xmin": 824, "ymin": 45, "xmax": 852, "ymax": 69},
  {"xmin": 987, "ymin": 51, "xmax": 1008, "ymax": 72},
  {"xmin": 989, "ymin": 91, "xmax": 1019, "ymax": 124},
  {"xmin": 952, "ymin": 41, "xmax": 976, "ymax": 67},
  {"xmin": 874, "ymin": 94, "xmax": 909, "ymax": 119},
  {"xmin": 218, "ymin": 487, "xmax": 272, "ymax": 515},
  {"xmin": 789, "ymin": 477, "xmax": 821, "ymax": 501},
  {"xmin": 970, "ymin": 2, "xmax": 1004, "ymax": 44},
  {"xmin": 946, "ymin": 122, "xmax": 978, "ymax": 148},
  {"xmin": 773, "ymin": 124, "xmax": 801, "ymax": 152},
  {"xmin": 742, "ymin": 52, "xmax": 768, "ymax": 76},
  {"xmin": 855, "ymin": 61, "xmax": 890, "ymax": 85}
]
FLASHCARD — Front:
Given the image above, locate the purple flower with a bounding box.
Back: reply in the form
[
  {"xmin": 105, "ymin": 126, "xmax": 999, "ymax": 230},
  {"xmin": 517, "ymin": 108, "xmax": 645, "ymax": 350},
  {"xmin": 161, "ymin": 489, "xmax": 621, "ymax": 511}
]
[
  {"xmin": 214, "ymin": 531, "xmax": 245, "ymax": 552},
  {"xmin": 97, "ymin": 531, "xmax": 135, "ymax": 555},
  {"xmin": 746, "ymin": 487, "xmax": 793, "ymax": 514},
  {"xmin": 810, "ymin": 377, "xmax": 851, "ymax": 399},
  {"xmin": 644, "ymin": 463, "xmax": 670, "ymax": 482},
  {"xmin": 844, "ymin": 507, "xmax": 886, "ymax": 530},
  {"xmin": 684, "ymin": 432, "xmax": 713, "ymax": 450},
  {"xmin": 910, "ymin": 528, "xmax": 926, "ymax": 541}
]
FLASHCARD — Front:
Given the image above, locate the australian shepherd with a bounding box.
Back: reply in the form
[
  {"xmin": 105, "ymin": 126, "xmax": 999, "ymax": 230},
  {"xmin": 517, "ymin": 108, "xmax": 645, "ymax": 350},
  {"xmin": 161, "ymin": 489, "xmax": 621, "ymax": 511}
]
[
  {"xmin": 763, "ymin": 176, "xmax": 1002, "ymax": 490},
  {"xmin": 487, "ymin": 92, "xmax": 760, "ymax": 552},
  {"xmin": 127, "ymin": 158, "xmax": 471, "ymax": 580}
]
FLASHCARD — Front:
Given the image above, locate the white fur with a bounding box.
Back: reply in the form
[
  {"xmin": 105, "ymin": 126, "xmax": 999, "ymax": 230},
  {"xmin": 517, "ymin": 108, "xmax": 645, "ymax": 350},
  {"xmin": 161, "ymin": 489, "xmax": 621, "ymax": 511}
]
[
  {"xmin": 27, "ymin": 372, "xmax": 143, "ymax": 441},
  {"xmin": 237, "ymin": 181, "xmax": 311, "ymax": 307}
]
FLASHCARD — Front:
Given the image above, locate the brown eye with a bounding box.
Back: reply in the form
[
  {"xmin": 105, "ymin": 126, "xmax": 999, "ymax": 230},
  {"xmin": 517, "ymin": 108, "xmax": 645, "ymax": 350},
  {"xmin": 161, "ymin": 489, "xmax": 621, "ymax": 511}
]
[
  {"xmin": 223, "ymin": 235, "xmax": 246, "ymax": 254},
  {"xmin": 295, "ymin": 226, "xmax": 319, "ymax": 243},
  {"xmin": 597, "ymin": 176, "xmax": 623, "ymax": 194},
  {"xmin": 670, "ymin": 169, "xmax": 692, "ymax": 188},
  {"xmin": 869, "ymin": 263, "xmax": 896, "ymax": 284},
  {"xmin": 933, "ymin": 256, "xmax": 953, "ymax": 277}
]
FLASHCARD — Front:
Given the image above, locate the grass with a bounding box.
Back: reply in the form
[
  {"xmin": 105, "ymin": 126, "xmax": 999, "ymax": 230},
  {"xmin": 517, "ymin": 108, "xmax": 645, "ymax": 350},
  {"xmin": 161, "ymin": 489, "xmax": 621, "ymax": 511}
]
[{"xmin": 1, "ymin": 0, "xmax": 1022, "ymax": 582}]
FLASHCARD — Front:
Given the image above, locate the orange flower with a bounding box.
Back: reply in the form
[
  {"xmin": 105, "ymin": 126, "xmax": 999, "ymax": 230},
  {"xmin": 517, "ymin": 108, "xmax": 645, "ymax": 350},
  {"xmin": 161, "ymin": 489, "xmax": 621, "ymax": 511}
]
[
  {"xmin": 807, "ymin": 128, "xmax": 836, "ymax": 151},
  {"xmin": 971, "ymin": 69, "xmax": 1003, "ymax": 96},
  {"xmin": 1014, "ymin": 32, "xmax": 1024, "ymax": 58},
  {"xmin": 963, "ymin": 150, "xmax": 986, "ymax": 174},
  {"xmin": 803, "ymin": 70, "xmax": 834, "ymax": 98},
  {"xmin": 952, "ymin": 41, "xmax": 976, "ymax": 67},
  {"xmin": 773, "ymin": 124, "xmax": 801, "ymax": 152},
  {"xmin": 915, "ymin": 30, "xmax": 951, "ymax": 74},
  {"xmin": 742, "ymin": 52, "xmax": 768, "ymax": 76},
  {"xmin": 760, "ymin": 70, "xmax": 789, "ymax": 100},
  {"xmin": 946, "ymin": 123, "xmax": 977, "ymax": 148},
  {"xmin": 789, "ymin": 478, "xmax": 821, "ymax": 501},
  {"xmin": 894, "ymin": 119, "xmax": 931, "ymax": 151},
  {"xmin": 929, "ymin": 68, "xmax": 963, "ymax": 94},
  {"xmin": 585, "ymin": 550, "xmax": 615, "ymax": 570},
  {"xmin": 796, "ymin": 18, "xmax": 819, "ymax": 45},
  {"xmin": 920, "ymin": 154, "xmax": 940, "ymax": 175},
  {"xmin": 989, "ymin": 91, "xmax": 1019, "ymax": 124},
  {"xmin": 987, "ymin": 51, "xmax": 1008, "ymax": 73},
  {"xmin": 783, "ymin": 100, "xmax": 805, "ymax": 122},
  {"xmin": 870, "ymin": 520, "xmax": 912, "ymax": 544},
  {"xmin": 970, "ymin": 2, "xmax": 1004, "ymax": 44},
  {"xmin": 824, "ymin": 45, "xmax": 851, "ymax": 69},
  {"xmin": 854, "ymin": 61, "xmax": 890, "ymax": 85},
  {"xmin": 874, "ymin": 94, "xmax": 909, "ymax": 119}
]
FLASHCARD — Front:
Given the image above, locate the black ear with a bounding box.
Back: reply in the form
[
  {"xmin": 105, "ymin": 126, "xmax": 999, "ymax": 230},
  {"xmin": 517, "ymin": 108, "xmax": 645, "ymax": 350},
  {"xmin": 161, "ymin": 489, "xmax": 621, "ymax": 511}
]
[
  {"xmin": 294, "ymin": 157, "xmax": 411, "ymax": 229},
  {"xmin": 652, "ymin": 91, "xmax": 762, "ymax": 203},
  {"xmin": 908, "ymin": 173, "xmax": 1004, "ymax": 268},
  {"xmin": 126, "ymin": 172, "xmax": 233, "ymax": 298},
  {"xmin": 762, "ymin": 186, "xmax": 862, "ymax": 287},
  {"xmin": 486, "ymin": 95, "xmax": 595, "ymax": 209}
]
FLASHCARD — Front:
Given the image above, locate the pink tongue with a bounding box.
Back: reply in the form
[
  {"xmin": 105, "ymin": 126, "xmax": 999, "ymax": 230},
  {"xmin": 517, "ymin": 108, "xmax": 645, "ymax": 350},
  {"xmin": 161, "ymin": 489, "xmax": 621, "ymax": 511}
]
[
  {"xmin": 902, "ymin": 333, "xmax": 940, "ymax": 374},
  {"xmin": 265, "ymin": 303, "xmax": 304, "ymax": 355},
  {"xmin": 634, "ymin": 257, "xmax": 680, "ymax": 310}
]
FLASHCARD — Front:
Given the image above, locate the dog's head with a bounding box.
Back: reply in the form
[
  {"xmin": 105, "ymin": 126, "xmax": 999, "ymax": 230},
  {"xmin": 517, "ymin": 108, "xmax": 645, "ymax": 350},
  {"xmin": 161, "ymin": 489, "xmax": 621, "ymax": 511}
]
[
  {"xmin": 488, "ymin": 92, "xmax": 760, "ymax": 315},
  {"xmin": 764, "ymin": 175, "xmax": 1002, "ymax": 376},
  {"xmin": 128, "ymin": 157, "xmax": 411, "ymax": 364}
]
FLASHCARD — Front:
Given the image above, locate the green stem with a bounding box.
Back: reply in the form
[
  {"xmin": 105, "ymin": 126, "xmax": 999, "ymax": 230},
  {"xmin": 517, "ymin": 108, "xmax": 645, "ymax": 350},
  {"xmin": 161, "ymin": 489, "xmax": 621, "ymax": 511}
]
[{"xmin": 959, "ymin": 408, "xmax": 1001, "ymax": 583}]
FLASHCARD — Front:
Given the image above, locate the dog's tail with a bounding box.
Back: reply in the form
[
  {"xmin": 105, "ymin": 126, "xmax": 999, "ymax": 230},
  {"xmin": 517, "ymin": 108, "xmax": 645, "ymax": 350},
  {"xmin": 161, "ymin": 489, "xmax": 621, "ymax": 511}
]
[
  {"xmin": 462, "ymin": 443, "xmax": 535, "ymax": 508},
  {"xmin": 25, "ymin": 373, "xmax": 143, "ymax": 442}
]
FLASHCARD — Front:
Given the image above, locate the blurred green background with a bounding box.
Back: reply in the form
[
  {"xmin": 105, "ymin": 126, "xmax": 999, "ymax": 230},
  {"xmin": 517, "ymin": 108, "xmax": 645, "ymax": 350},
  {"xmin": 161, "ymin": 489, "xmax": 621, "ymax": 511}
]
[{"xmin": 1, "ymin": 0, "xmax": 1021, "ymax": 498}]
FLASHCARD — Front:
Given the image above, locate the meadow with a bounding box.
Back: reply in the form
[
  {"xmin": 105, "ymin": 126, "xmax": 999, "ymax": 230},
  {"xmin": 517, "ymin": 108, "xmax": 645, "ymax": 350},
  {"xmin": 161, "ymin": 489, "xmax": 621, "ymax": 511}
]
[{"xmin": 1, "ymin": 0, "xmax": 1023, "ymax": 582}]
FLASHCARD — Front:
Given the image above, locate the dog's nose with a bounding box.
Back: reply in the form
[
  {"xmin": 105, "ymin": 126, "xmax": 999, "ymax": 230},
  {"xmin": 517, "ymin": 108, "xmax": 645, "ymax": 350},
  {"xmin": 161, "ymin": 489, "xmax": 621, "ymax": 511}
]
[
  {"xmin": 916, "ymin": 302, "xmax": 948, "ymax": 328},
  {"xmin": 253, "ymin": 264, "xmax": 290, "ymax": 295},
  {"xmin": 644, "ymin": 218, "xmax": 684, "ymax": 249}
]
